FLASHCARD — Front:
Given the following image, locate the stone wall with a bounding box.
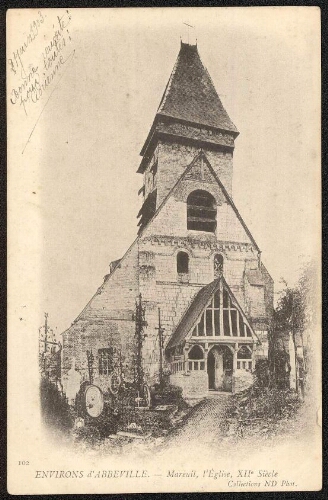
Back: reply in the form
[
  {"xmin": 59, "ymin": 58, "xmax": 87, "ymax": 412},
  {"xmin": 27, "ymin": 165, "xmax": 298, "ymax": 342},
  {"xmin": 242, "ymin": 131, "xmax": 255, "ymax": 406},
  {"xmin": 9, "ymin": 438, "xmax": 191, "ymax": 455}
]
[
  {"xmin": 138, "ymin": 231, "xmax": 265, "ymax": 387},
  {"xmin": 138, "ymin": 154, "xmax": 265, "ymax": 349},
  {"xmin": 261, "ymin": 262, "xmax": 275, "ymax": 320},
  {"xmin": 156, "ymin": 120, "xmax": 235, "ymax": 149},
  {"xmin": 156, "ymin": 139, "xmax": 233, "ymax": 205},
  {"xmin": 254, "ymin": 330, "xmax": 269, "ymax": 358},
  {"xmin": 61, "ymin": 243, "xmax": 140, "ymax": 391},
  {"xmin": 170, "ymin": 371, "xmax": 208, "ymax": 398},
  {"xmin": 61, "ymin": 318, "xmax": 136, "ymax": 393},
  {"xmin": 142, "ymin": 156, "xmax": 254, "ymax": 247},
  {"xmin": 80, "ymin": 243, "xmax": 139, "ymax": 319},
  {"xmin": 143, "ymin": 146, "xmax": 159, "ymax": 199}
]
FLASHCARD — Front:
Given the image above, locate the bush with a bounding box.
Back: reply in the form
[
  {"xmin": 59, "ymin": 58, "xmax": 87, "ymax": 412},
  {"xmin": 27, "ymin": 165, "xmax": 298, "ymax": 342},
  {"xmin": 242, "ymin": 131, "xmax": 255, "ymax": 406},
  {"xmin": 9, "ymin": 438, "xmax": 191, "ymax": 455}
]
[
  {"xmin": 73, "ymin": 425, "xmax": 102, "ymax": 445},
  {"xmin": 40, "ymin": 377, "xmax": 73, "ymax": 433},
  {"xmin": 226, "ymin": 385, "xmax": 302, "ymax": 426},
  {"xmin": 151, "ymin": 383, "xmax": 186, "ymax": 408}
]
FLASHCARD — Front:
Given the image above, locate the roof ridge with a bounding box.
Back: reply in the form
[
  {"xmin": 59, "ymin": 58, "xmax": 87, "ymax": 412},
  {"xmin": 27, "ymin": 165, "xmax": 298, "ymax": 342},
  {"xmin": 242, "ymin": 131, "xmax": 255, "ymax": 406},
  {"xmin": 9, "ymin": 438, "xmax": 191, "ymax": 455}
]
[
  {"xmin": 202, "ymin": 63, "xmax": 238, "ymax": 133},
  {"xmin": 157, "ymin": 52, "xmax": 180, "ymax": 114},
  {"xmin": 200, "ymin": 152, "xmax": 260, "ymax": 252},
  {"xmin": 166, "ymin": 275, "xmax": 260, "ymax": 350}
]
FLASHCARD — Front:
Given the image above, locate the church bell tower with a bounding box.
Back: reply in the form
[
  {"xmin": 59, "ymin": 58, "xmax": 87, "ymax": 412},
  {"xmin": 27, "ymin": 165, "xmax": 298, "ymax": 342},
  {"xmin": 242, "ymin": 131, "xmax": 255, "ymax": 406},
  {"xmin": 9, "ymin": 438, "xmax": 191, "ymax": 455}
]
[{"xmin": 137, "ymin": 42, "xmax": 239, "ymax": 234}]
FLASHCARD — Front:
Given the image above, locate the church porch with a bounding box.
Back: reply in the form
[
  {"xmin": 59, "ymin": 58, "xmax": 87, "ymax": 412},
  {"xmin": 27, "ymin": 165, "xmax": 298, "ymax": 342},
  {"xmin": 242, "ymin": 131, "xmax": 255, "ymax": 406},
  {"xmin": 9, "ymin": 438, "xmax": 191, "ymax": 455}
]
[
  {"xmin": 169, "ymin": 337, "xmax": 255, "ymax": 397},
  {"xmin": 166, "ymin": 276, "xmax": 259, "ymax": 398}
]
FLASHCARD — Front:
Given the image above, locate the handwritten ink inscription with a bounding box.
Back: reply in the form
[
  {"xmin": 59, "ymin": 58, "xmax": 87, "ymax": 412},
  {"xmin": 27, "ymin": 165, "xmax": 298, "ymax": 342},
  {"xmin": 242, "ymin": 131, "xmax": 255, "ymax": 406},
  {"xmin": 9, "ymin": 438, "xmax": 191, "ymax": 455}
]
[{"xmin": 9, "ymin": 10, "xmax": 75, "ymax": 116}]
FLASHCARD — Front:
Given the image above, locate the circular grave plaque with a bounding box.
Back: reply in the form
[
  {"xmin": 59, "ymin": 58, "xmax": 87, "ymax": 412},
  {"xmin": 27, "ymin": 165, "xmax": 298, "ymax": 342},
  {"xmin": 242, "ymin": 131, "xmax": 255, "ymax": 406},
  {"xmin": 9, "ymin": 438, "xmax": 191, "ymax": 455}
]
[{"xmin": 84, "ymin": 384, "xmax": 104, "ymax": 418}]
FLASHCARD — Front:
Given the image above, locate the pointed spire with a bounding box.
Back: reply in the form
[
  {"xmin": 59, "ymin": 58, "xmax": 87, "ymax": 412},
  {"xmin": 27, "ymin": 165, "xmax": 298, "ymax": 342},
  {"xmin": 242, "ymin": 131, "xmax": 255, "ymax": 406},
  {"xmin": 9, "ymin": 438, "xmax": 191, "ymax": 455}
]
[
  {"xmin": 157, "ymin": 42, "xmax": 238, "ymax": 133},
  {"xmin": 138, "ymin": 42, "xmax": 238, "ymax": 172}
]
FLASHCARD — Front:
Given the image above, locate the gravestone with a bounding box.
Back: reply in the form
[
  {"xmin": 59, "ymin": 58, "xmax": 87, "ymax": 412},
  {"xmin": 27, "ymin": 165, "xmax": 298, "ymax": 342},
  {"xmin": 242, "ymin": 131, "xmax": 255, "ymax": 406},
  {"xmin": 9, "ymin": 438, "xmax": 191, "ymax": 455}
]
[{"xmin": 65, "ymin": 358, "xmax": 82, "ymax": 405}]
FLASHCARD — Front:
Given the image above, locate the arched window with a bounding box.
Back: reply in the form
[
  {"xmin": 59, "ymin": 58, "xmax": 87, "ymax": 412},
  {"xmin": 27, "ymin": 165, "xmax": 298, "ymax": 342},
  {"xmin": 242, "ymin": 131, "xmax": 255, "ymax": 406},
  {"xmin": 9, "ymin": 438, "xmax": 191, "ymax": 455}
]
[
  {"xmin": 187, "ymin": 190, "xmax": 216, "ymax": 232},
  {"xmin": 188, "ymin": 345, "xmax": 205, "ymax": 371},
  {"xmin": 177, "ymin": 251, "xmax": 189, "ymax": 274},
  {"xmin": 188, "ymin": 345, "xmax": 204, "ymax": 360},
  {"xmin": 214, "ymin": 254, "xmax": 224, "ymax": 278}
]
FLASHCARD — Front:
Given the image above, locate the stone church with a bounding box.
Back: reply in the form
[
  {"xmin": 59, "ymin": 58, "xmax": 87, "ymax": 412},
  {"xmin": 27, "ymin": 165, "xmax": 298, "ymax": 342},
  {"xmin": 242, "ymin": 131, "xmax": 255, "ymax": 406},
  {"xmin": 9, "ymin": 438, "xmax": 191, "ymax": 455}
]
[{"xmin": 61, "ymin": 42, "xmax": 274, "ymax": 397}]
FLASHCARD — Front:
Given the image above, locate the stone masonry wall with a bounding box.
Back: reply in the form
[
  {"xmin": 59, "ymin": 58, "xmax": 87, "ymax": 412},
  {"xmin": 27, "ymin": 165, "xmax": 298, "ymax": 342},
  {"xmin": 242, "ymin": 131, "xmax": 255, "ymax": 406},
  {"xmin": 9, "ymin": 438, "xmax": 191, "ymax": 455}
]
[
  {"xmin": 61, "ymin": 242, "xmax": 140, "ymax": 390},
  {"xmin": 143, "ymin": 146, "xmax": 159, "ymax": 199},
  {"xmin": 143, "ymin": 159, "xmax": 252, "ymax": 246},
  {"xmin": 62, "ymin": 318, "xmax": 136, "ymax": 393},
  {"xmin": 170, "ymin": 371, "xmax": 208, "ymax": 398},
  {"xmin": 156, "ymin": 120, "xmax": 235, "ymax": 149},
  {"xmin": 80, "ymin": 243, "xmax": 139, "ymax": 318},
  {"xmin": 138, "ymin": 237, "xmax": 262, "ymax": 386},
  {"xmin": 156, "ymin": 139, "xmax": 233, "ymax": 205},
  {"xmin": 136, "ymin": 158, "xmax": 272, "ymax": 387}
]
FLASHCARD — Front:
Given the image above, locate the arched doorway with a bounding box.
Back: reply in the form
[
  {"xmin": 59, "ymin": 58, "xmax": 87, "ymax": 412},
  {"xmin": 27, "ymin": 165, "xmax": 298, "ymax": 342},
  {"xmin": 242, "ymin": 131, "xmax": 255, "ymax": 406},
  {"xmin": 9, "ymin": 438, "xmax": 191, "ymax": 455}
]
[{"xmin": 207, "ymin": 345, "xmax": 233, "ymax": 392}]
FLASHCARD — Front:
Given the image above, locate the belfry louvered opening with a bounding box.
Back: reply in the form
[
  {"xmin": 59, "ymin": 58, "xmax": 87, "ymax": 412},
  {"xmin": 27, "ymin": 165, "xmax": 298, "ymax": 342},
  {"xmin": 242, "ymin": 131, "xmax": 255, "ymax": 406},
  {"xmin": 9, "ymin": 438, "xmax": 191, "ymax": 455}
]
[
  {"xmin": 137, "ymin": 189, "xmax": 157, "ymax": 234},
  {"xmin": 187, "ymin": 190, "xmax": 216, "ymax": 232}
]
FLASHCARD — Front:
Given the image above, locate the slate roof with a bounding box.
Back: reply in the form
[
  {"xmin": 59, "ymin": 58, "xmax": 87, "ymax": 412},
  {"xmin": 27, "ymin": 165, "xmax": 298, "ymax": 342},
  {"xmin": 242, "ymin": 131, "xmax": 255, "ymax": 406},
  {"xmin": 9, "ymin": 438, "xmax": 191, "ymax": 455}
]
[{"xmin": 157, "ymin": 42, "xmax": 238, "ymax": 134}]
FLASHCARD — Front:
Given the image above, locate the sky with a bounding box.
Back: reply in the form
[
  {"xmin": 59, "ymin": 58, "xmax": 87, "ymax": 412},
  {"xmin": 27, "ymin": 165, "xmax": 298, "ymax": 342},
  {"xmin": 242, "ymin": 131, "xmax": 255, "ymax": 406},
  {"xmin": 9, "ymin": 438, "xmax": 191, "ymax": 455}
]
[{"xmin": 8, "ymin": 7, "xmax": 320, "ymax": 335}]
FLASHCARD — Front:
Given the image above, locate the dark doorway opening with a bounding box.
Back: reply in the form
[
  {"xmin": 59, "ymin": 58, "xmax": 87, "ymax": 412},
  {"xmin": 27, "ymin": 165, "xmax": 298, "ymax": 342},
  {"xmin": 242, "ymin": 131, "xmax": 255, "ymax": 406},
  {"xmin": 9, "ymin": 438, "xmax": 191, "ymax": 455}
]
[{"xmin": 207, "ymin": 350, "xmax": 216, "ymax": 390}]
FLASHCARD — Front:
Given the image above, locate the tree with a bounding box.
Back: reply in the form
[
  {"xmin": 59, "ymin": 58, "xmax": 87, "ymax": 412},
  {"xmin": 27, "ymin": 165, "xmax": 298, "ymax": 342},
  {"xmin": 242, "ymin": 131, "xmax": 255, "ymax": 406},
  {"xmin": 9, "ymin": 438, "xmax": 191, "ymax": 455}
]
[
  {"xmin": 296, "ymin": 260, "xmax": 320, "ymax": 388},
  {"xmin": 270, "ymin": 260, "xmax": 318, "ymax": 391},
  {"xmin": 274, "ymin": 284, "xmax": 303, "ymax": 390}
]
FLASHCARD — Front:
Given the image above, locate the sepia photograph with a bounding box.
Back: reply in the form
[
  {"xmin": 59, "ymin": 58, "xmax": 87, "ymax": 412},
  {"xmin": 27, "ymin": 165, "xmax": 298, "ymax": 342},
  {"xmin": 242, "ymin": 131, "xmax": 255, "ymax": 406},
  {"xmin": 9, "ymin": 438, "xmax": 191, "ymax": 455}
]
[{"xmin": 7, "ymin": 7, "xmax": 321, "ymax": 494}]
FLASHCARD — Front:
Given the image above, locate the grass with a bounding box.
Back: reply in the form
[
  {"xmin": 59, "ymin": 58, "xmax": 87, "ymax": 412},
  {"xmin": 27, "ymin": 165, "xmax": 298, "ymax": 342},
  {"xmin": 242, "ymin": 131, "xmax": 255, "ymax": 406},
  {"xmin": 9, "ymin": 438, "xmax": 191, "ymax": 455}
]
[{"xmin": 221, "ymin": 384, "xmax": 304, "ymax": 441}]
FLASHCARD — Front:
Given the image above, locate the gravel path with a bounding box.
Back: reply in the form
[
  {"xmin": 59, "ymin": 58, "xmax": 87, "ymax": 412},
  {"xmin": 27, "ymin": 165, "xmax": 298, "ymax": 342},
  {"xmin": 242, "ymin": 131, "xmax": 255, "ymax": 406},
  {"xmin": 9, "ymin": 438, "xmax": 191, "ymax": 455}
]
[{"xmin": 158, "ymin": 393, "xmax": 232, "ymax": 456}]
